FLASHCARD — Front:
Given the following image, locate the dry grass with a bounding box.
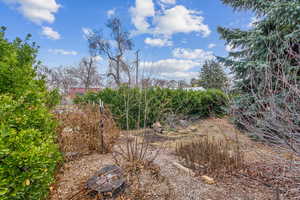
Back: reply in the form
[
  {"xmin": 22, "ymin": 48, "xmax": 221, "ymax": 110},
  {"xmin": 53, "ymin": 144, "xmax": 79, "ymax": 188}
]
[
  {"xmin": 113, "ymin": 137, "xmax": 162, "ymax": 171},
  {"xmin": 111, "ymin": 136, "xmax": 172, "ymax": 200},
  {"xmin": 175, "ymin": 135, "xmax": 245, "ymax": 176},
  {"xmin": 56, "ymin": 104, "xmax": 119, "ymax": 160}
]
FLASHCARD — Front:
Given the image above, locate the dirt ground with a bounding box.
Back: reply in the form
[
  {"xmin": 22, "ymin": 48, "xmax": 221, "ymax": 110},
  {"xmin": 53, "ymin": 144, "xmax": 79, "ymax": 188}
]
[{"xmin": 49, "ymin": 118, "xmax": 300, "ymax": 200}]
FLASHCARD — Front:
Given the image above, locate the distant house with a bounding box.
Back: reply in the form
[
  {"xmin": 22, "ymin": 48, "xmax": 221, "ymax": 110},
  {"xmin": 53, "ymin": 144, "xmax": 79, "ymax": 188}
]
[
  {"xmin": 182, "ymin": 87, "xmax": 205, "ymax": 91},
  {"xmin": 68, "ymin": 87, "xmax": 100, "ymax": 99}
]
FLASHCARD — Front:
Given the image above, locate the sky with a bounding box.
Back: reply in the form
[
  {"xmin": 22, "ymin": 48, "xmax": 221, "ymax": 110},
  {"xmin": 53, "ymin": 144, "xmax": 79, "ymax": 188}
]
[{"xmin": 0, "ymin": 0, "xmax": 254, "ymax": 81}]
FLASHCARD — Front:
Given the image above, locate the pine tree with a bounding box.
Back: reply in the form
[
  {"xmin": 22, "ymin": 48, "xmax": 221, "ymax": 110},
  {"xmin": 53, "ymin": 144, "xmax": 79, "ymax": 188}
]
[
  {"xmin": 218, "ymin": 0, "xmax": 300, "ymax": 153},
  {"xmin": 198, "ymin": 60, "xmax": 228, "ymax": 90},
  {"xmin": 219, "ymin": 0, "xmax": 300, "ymax": 92}
]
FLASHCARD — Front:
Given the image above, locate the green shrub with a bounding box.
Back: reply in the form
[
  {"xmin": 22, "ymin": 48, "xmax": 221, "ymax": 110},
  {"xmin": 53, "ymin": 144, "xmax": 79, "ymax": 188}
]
[
  {"xmin": 75, "ymin": 87, "xmax": 228, "ymax": 129},
  {"xmin": 0, "ymin": 27, "xmax": 61, "ymax": 200},
  {"xmin": 0, "ymin": 94, "xmax": 61, "ymax": 200}
]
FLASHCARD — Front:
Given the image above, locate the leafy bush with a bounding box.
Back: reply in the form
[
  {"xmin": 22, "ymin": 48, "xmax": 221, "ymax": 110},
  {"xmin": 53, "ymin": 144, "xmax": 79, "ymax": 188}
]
[
  {"xmin": 74, "ymin": 87, "xmax": 228, "ymax": 129},
  {"xmin": 0, "ymin": 27, "xmax": 61, "ymax": 200},
  {"xmin": 45, "ymin": 89, "xmax": 61, "ymax": 109}
]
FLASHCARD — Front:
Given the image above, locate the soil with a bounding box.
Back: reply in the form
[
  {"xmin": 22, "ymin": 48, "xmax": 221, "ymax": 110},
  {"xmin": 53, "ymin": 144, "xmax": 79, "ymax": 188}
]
[{"xmin": 49, "ymin": 118, "xmax": 300, "ymax": 200}]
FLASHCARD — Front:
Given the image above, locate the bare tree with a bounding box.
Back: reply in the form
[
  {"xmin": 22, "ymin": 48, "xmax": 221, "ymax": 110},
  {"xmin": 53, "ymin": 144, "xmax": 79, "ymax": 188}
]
[
  {"xmin": 153, "ymin": 79, "xmax": 168, "ymax": 88},
  {"xmin": 37, "ymin": 65, "xmax": 77, "ymax": 94},
  {"xmin": 167, "ymin": 80, "xmax": 178, "ymax": 89},
  {"xmin": 69, "ymin": 57, "xmax": 102, "ymax": 89},
  {"xmin": 177, "ymin": 80, "xmax": 189, "ymax": 89},
  {"xmin": 87, "ymin": 17, "xmax": 133, "ymax": 87}
]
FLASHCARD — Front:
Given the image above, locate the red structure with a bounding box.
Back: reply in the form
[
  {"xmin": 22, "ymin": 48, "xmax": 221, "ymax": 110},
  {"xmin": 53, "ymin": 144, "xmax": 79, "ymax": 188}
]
[{"xmin": 68, "ymin": 87, "xmax": 100, "ymax": 98}]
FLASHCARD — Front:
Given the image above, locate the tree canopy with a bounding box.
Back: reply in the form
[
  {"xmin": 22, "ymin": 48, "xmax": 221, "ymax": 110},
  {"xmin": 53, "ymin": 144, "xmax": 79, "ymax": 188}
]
[{"xmin": 198, "ymin": 60, "xmax": 228, "ymax": 90}]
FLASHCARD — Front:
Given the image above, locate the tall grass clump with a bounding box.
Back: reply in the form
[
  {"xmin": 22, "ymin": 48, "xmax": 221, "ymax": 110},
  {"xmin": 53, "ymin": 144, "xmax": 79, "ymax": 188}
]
[
  {"xmin": 0, "ymin": 28, "xmax": 61, "ymax": 200},
  {"xmin": 175, "ymin": 136, "xmax": 244, "ymax": 176},
  {"xmin": 74, "ymin": 87, "xmax": 228, "ymax": 129}
]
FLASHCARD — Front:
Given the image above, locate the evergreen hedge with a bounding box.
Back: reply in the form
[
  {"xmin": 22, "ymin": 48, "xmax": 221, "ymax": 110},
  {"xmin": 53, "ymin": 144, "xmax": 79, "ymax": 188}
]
[{"xmin": 74, "ymin": 87, "xmax": 228, "ymax": 129}]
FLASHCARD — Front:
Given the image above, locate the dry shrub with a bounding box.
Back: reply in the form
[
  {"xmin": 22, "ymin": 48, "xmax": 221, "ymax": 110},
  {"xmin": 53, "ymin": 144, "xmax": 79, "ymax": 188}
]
[
  {"xmin": 112, "ymin": 137, "xmax": 174, "ymax": 200},
  {"xmin": 113, "ymin": 137, "xmax": 161, "ymax": 171},
  {"xmin": 56, "ymin": 105, "xmax": 119, "ymax": 159},
  {"xmin": 176, "ymin": 136, "xmax": 244, "ymax": 176}
]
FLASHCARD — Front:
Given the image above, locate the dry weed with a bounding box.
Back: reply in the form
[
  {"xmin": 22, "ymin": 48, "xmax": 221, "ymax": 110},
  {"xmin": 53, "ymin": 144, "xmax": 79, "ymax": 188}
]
[
  {"xmin": 56, "ymin": 104, "xmax": 119, "ymax": 160},
  {"xmin": 175, "ymin": 135, "xmax": 245, "ymax": 177}
]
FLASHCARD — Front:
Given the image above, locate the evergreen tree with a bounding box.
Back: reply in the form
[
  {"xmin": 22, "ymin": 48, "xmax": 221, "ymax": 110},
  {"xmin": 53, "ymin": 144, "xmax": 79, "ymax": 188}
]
[
  {"xmin": 218, "ymin": 0, "xmax": 300, "ymax": 153},
  {"xmin": 198, "ymin": 60, "xmax": 228, "ymax": 90},
  {"xmin": 218, "ymin": 0, "xmax": 300, "ymax": 94}
]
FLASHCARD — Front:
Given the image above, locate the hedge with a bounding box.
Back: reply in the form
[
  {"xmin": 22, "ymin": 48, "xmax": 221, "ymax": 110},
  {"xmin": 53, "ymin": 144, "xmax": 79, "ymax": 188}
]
[{"xmin": 74, "ymin": 87, "xmax": 228, "ymax": 129}]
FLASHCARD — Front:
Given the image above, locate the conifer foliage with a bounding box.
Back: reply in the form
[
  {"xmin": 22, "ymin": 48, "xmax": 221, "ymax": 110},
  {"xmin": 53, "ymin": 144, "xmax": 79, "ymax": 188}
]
[
  {"xmin": 218, "ymin": 0, "xmax": 300, "ymax": 154},
  {"xmin": 198, "ymin": 60, "xmax": 228, "ymax": 90}
]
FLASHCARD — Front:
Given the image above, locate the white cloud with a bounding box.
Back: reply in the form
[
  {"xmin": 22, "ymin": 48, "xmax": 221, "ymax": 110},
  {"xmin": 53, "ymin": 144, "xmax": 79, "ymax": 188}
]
[
  {"xmin": 153, "ymin": 5, "xmax": 210, "ymax": 37},
  {"xmin": 3, "ymin": 0, "xmax": 60, "ymax": 24},
  {"xmin": 49, "ymin": 49, "xmax": 77, "ymax": 55},
  {"xmin": 144, "ymin": 37, "xmax": 173, "ymax": 47},
  {"xmin": 130, "ymin": 0, "xmax": 155, "ymax": 34},
  {"xmin": 107, "ymin": 8, "xmax": 116, "ymax": 17},
  {"xmin": 161, "ymin": 71, "xmax": 197, "ymax": 80},
  {"xmin": 42, "ymin": 26, "xmax": 60, "ymax": 40},
  {"xmin": 142, "ymin": 59, "xmax": 200, "ymax": 73},
  {"xmin": 160, "ymin": 0, "xmax": 176, "ymax": 5},
  {"xmin": 208, "ymin": 43, "xmax": 216, "ymax": 49},
  {"xmin": 172, "ymin": 48, "xmax": 215, "ymax": 60},
  {"xmin": 130, "ymin": 1, "xmax": 210, "ymax": 38}
]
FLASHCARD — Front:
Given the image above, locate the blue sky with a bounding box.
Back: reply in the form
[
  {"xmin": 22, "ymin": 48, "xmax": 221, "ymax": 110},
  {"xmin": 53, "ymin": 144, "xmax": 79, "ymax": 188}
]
[{"xmin": 0, "ymin": 0, "xmax": 254, "ymax": 81}]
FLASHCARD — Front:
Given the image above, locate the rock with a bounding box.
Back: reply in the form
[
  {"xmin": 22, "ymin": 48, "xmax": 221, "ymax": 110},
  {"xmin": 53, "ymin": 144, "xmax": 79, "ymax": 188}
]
[{"xmin": 201, "ymin": 175, "xmax": 215, "ymax": 184}]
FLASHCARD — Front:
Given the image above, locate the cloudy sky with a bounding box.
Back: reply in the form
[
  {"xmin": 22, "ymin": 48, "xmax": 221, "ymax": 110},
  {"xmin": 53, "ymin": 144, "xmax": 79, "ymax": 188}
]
[{"xmin": 0, "ymin": 0, "xmax": 254, "ymax": 81}]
